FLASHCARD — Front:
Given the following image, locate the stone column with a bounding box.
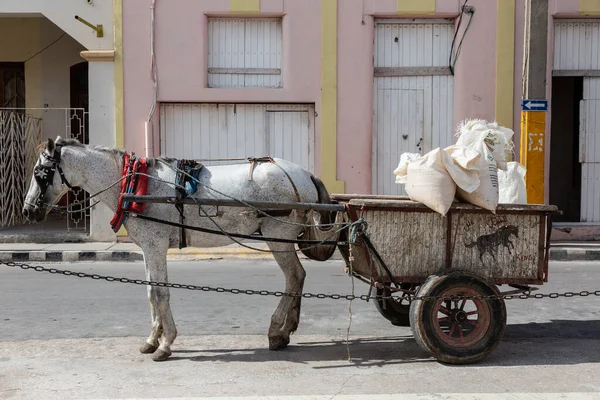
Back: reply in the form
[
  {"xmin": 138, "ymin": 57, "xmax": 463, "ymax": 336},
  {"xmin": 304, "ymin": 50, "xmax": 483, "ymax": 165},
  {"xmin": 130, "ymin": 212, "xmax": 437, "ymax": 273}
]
[{"xmin": 80, "ymin": 50, "xmax": 117, "ymax": 242}]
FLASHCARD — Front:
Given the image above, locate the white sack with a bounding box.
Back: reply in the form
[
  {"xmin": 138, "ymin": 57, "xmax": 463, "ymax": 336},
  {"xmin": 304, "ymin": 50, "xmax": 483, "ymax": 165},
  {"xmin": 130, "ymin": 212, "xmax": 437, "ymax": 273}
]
[
  {"xmin": 455, "ymin": 141, "xmax": 500, "ymax": 211},
  {"xmin": 404, "ymin": 148, "xmax": 457, "ymax": 216},
  {"xmin": 393, "ymin": 152, "xmax": 421, "ymax": 184},
  {"xmin": 455, "ymin": 119, "xmax": 514, "ymax": 171},
  {"xmin": 498, "ymin": 161, "xmax": 527, "ymax": 204},
  {"xmin": 443, "ymin": 145, "xmax": 482, "ymax": 194}
]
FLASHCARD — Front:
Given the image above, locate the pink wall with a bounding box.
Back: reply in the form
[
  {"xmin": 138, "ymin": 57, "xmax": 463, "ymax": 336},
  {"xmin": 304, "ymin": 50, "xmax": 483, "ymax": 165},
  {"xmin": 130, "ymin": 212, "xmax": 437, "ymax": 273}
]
[
  {"xmin": 336, "ymin": 0, "xmax": 375, "ymax": 194},
  {"xmin": 452, "ymin": 0, "xmax": 498, "ymax": 132},
  {"xmin": 123, "ymin": 0, "xmax": 322, "ymax": 165},
  {"xmin": 124, "ymin": 0, "xmax": 581, "ymax": 197}
]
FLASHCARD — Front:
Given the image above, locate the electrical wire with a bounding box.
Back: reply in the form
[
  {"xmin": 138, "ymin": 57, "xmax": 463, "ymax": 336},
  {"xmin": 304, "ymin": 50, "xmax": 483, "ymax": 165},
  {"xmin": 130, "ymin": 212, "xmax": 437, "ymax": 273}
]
[
  {"xmin": 24, "ymin": 33, "xmax": 67, "ymax": 63},
  {"xmin": 449, "ymin": 0, "xmax": 474, "ymax": 74}
]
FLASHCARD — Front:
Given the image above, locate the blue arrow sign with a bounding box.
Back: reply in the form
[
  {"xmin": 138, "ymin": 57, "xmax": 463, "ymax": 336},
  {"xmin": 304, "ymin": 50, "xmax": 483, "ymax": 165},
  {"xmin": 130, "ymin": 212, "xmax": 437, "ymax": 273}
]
[{"xmin": 521, "ymin": 99, "xmax": 548, "ymax": 111}]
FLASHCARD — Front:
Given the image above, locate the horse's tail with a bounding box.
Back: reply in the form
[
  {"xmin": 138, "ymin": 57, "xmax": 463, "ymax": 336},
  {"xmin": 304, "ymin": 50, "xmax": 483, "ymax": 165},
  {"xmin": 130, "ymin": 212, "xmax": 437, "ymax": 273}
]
[{"xmin": 297, "ymin": 174, "xmax": 340, "ymax": 262}]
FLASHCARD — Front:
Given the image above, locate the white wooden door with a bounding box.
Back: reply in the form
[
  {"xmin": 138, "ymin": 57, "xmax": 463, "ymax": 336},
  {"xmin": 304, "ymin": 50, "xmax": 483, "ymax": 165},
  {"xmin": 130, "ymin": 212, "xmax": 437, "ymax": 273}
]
[
  {"xmin": 266, "ymin": 108, "xmax": 314, "ymax": 173},
  {"xmin": 159, "ymin": 103, "xmax": 315, "ymax": 172},
  {"xmin": 580, "ymin": 77, "xmax": 600, "ymax": 222},
  {"xmin": 373, "ymin": 21, "xmax": 454, "ymax": 195}
]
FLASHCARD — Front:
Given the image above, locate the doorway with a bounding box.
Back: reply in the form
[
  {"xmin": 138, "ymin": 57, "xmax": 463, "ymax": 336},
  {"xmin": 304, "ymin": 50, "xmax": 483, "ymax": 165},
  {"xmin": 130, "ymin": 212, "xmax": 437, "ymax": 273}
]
[
  {"xmin": 549, "ymin": 76, "xmax": 583, "ymax": 222},
  {"xmin": 64, "ymin": 61, "xmax": 89, "ymax": 226}
]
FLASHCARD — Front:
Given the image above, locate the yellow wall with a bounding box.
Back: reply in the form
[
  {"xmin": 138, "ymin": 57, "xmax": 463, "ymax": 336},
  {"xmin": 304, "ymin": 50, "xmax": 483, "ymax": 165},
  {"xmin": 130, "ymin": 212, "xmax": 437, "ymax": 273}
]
[
  {"xmin": 495, "ymin": 0, "xmax": 515, "ymax": 129},
  {"xmin": 397, "ymin": 0, "xmax": 435, "ymax": 14},
  {"xmin": 581, "ymin": 0, "xmax": 600, "ymax": 15},
  {"xmin": 321, "ymin": 0, "xmax": 344, "ymax": 193},
  {"xmin": 0, "ymin": 18, "xmax": 42, "ymax": 117},
  {"xmin": 230, "ymin": 0, "xmax": 260, "ymax": 13}
]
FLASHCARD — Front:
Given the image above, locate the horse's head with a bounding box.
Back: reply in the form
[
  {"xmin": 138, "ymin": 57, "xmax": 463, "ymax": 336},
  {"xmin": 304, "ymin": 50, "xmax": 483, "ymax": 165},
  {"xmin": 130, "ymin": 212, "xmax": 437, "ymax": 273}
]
[
  {"xmin": 23, "ymin": 136, "xmax": 74, "ymax": 222},
  {"xmin": 505, "ymin": 225, "xmax": 519, "ymax": 238}
]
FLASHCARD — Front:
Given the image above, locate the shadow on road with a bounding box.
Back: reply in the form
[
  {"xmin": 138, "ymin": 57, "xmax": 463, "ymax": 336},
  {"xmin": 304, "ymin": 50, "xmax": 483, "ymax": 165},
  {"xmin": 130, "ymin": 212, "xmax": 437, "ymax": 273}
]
[
  {"xmin": 170, "ymin": 335, "xmax": 432, "ymax": 368},
  {"xmin": 169, "ymin": 319, "xmax": 600, "ymax": 368}
]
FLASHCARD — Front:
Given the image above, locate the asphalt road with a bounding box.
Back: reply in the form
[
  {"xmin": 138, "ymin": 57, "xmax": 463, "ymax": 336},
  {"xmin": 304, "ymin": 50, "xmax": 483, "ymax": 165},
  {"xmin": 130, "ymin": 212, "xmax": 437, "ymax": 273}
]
[{"xmin": 2, "ymin": 259, "xmax": 600, "ymax": 399}]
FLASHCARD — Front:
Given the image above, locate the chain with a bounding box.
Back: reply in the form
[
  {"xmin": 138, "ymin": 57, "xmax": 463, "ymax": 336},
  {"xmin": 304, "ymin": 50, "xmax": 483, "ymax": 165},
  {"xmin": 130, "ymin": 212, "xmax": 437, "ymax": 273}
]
[{"xmin": 3, "ymin": 260, "xmax": 600, "ymax": 302}]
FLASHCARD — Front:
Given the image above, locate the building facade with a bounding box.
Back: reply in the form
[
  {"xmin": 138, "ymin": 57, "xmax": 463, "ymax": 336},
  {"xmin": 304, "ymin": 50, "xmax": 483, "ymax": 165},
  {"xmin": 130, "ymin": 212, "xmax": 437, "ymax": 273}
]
[
  {"xmin": 2, "ymin": 0, "xmax": 599, "ymax": 243},
  {"xmin": 118, "ymin": 0, "xmax": 600, "ymax": 242}
]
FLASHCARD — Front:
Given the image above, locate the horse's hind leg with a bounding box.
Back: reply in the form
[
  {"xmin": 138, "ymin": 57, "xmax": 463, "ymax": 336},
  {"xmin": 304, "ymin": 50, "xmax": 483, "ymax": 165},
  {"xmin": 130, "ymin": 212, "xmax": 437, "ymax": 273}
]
[{"xmin": 266, "ymin": 242, "xmax": 306, "ymax": 350}]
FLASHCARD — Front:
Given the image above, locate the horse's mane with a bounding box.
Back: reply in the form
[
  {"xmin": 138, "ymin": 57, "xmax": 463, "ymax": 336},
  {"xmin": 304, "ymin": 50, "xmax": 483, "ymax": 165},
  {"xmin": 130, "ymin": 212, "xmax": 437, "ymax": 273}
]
[{"xmin": 54, "ymin": 137, "xmax": 175, "ymax": 167}]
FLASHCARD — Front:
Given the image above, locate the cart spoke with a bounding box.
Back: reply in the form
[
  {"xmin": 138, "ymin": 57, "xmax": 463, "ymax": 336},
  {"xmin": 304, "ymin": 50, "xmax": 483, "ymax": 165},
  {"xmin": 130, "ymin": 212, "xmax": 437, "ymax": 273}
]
[
  {"xmin": 459, "ymin": 299, "xmax": 467, "ymax": 310},
  {"xmin": 438, "ymin": 316, "xmax": 450, "ymax": 323},
  {"xmin": 439, "ymin": 306, "xmax": 451, "ymax": 316},
  {"xmin": 448, "ymin": 323, "xmax": 456, "ymax": 337},
  {"xmin": 466, "ymin": 310, "xmax": 479, "ymax": 316},
  {"xmin": 465, "ymin": 319, "xmax": 478, "ymax": 327},
  {"xmin": 458, "ymin": 325, "xmax": 464, "ymax": 338}
]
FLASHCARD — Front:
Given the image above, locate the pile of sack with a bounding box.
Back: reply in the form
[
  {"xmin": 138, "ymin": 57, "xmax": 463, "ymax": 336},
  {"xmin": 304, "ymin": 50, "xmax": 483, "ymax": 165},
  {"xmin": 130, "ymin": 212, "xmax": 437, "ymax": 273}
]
[{"xmin": 393, "ymin": 119, "xmax": 527, "ymax": 216}]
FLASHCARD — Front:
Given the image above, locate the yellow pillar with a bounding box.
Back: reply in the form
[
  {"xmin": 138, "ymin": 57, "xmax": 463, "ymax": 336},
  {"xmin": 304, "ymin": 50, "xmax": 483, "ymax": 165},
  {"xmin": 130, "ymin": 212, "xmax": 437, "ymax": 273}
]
[
  {"xmin": 520, "ymin": 110, "xmax": 546, "ymax": 204},
  {"xmin": 113, "ymin": 0, "xmax": 127, "ymax": 237},
  {"xmin": 320, "ymin": 0, "xmax": 344, "ymax": 193},
  {"xmin": 113, "ymin": 0, "xmax": 124, "ymax": 149},
  {"xmin": 495, "ymin": 0, "xmax": 515, "ymax": 129}
]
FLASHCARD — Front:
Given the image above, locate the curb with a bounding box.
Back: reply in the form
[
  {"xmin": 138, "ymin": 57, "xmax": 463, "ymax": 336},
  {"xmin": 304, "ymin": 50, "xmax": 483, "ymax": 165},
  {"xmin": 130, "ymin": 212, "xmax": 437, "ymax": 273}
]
[
  {"xmin": 0, "ymin": 248, "xmax": 597, "ymax": 263},
  {"xmin": 549, "ymin": 248, "xmax": 600, "ymax": 262}
]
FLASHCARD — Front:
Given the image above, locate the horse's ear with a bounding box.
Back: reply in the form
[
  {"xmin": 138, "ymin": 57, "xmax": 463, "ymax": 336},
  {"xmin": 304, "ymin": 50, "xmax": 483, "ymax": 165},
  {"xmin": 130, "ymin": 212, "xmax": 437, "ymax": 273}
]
[{"xmin": 46, "ymin": 138, "xmax": 55, "ymax": 154}]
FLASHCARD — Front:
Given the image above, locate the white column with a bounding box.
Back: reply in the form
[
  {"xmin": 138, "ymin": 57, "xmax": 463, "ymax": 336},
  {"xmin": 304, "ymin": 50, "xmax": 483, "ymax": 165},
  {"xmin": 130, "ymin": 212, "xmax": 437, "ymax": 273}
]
[{"xmin": 83, "ymin": 51, "xmax": 117, "ymax": 241}]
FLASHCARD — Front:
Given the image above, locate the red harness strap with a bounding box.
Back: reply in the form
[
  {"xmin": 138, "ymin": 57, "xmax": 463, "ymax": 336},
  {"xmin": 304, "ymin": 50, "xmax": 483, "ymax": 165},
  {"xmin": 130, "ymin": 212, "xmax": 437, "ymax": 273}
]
[{"xmin": 110, "ymin": 153, "xmax": 149, "ymax": 232}]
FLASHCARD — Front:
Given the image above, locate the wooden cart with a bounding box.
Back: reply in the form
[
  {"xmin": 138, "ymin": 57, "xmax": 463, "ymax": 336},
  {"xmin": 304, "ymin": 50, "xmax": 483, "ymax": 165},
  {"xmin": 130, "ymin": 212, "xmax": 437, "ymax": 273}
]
[{"xmin": 331, "ymin": 194, "xmax": 558, "ymax": 365}]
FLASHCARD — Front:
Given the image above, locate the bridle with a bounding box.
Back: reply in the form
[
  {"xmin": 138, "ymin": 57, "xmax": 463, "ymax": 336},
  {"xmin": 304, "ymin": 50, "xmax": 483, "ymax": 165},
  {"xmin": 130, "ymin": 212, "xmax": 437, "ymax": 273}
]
[{"xmin": 32, "ymin": 143, "xmax": 74, "ymax": 208}]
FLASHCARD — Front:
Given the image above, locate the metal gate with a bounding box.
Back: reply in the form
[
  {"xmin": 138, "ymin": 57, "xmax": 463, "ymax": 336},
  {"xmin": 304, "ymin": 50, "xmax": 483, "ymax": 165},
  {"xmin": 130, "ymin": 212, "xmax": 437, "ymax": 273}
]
[
  {"xmin": 0, "ymin": 108, "xmax": 90, "ymax": 232},
  {"xmin": 0, "ymin": 111, "xmax": 42, "ymax": 227}
]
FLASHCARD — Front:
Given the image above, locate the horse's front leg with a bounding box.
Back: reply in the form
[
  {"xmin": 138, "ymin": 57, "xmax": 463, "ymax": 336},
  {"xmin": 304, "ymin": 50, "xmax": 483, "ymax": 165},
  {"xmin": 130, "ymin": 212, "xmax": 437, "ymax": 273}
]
[
  {"xmin": 139, "ymin": 285, "xmax": 163, "ymax": 354},
  {"xmin": 266, "ymin": 241, "xmax": 306, "ymax": 350},
  {"xmin": 140, "ymin": 242, "xmax": 178, "ymax": 362}
]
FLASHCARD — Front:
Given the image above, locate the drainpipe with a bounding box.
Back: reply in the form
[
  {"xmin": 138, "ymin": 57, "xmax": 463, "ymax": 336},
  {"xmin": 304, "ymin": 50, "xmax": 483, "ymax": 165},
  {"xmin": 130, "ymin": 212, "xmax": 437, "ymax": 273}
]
[{"xmin": 146, "ymin": 0, "xmax": 158, "ymax": 158}]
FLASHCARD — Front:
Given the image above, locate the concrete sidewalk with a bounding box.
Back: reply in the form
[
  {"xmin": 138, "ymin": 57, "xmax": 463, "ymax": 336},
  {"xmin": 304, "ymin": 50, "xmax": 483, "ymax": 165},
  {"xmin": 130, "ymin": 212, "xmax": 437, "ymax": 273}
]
[{"xmin": 0, "ymin": 240, "xmax": 598, "ymax": 263}]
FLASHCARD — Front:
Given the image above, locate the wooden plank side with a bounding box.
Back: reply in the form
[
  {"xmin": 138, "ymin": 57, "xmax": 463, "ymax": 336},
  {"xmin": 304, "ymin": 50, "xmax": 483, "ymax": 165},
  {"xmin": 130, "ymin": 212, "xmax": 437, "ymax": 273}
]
[
  {"xmin": 360, "ymin": 209, "xmax": 447, "ymax": 278},
  {"xmin": 349, "ymin": 207, "xmax": 550, "ymax": 283}
]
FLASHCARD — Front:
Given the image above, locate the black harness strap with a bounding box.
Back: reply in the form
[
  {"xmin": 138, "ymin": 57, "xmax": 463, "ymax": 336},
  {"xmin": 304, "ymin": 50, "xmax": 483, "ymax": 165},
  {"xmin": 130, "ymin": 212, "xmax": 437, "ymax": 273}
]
[
  {"xmin": 174, "ymin": 159, "xmax": 203, "ymax": 249},
  {"xmin": 33, "ymin": 143, "xmax": 74, "ymax": 208},
  {"xmin": 130, "ymin": 213, "xmax": 342, "ymax": 246}
]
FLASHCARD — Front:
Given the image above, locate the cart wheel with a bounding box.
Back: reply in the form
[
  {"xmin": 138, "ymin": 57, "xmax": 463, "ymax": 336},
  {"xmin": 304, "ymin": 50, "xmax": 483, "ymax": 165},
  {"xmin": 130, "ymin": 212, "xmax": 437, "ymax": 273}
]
[
  {"xmin": 409, "ymin": 270, "xmax": 507, "ymax": 365},
  {"xmin": 372, "ymin": 284, "xmax": 414, "ymax": 327}
]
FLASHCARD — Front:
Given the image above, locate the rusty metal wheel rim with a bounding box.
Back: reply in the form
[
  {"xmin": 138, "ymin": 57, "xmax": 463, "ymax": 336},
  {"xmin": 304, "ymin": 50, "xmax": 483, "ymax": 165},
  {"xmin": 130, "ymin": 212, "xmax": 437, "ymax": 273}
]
[{"xmin": 432, "ymin": 287, "xmax": 491, "ymax": 348}]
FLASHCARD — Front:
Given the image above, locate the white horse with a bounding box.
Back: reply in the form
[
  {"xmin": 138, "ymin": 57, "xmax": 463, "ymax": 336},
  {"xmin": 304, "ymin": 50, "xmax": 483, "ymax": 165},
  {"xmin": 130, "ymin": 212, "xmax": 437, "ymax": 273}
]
[{"xmin": 22, "ymin": 136, "xmax": 339, "ymax": 362}]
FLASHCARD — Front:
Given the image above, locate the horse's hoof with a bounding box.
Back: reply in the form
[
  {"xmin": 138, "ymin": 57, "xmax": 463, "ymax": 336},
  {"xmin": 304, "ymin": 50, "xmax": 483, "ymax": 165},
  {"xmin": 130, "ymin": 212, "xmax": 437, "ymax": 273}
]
[
  {"xmin": 139, "ymin": 343, "xmax": 159, "ymax": 354},
  {"xmin": 268, "ymin": 336, "xmax": 290, "ymax": 350},
  {"xmin": 151, "ymin": 349, "xmax": 172, "ymax": 362}
]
